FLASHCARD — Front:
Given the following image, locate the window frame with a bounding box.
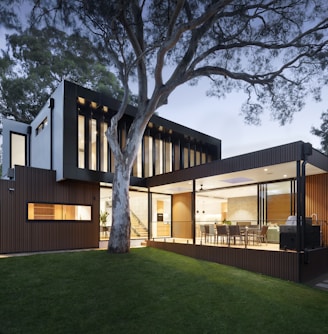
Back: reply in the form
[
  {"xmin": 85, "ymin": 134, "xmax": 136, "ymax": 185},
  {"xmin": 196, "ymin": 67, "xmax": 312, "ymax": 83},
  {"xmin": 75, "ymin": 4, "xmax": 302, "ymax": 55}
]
[{"xmin": 27, "ymin": 202, "xmax": 93, "ymax": 222}]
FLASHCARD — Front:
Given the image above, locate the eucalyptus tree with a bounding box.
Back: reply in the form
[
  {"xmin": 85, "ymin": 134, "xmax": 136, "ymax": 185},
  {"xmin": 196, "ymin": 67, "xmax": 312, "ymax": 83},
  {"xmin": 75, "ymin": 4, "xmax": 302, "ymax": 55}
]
[
  {"xmin": 311, "ymin": 111, "xmax": 328, "ymax": 155},
  {"xmin": 13, "ymin": 0, "xmax": 328, "ymax": 253}
]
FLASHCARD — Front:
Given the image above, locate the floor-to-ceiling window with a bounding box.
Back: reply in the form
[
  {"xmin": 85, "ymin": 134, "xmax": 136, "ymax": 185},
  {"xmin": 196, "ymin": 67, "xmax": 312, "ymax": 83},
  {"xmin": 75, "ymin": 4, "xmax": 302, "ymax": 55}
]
[
  {"xmin": 89, "ymin": 118, "xmax": 97, "ymax": 170},
  {"xmin": 194, "ymin": 180, "xmax": 296, "ymax": 244},
  {"xmin": 267, "ymin": 180, "xmax": 296, "ymax": 224},
  {"xmin": 100, "ymin": 121, "xmax": 108, "ymax": 172},
  {"xmin": 196, "ymin": 185, "xmax": 258, "ymax": 225},
  {"xmin": 151, "ymin": 193, "xmax": 171, "ymax": 239},
  {"xmin": 78, "ymin": 115, "xmax": 85, "ymax": 169},
  {"xmin": 130, "ymin": 190, "xmax": 149, "ymax": 239},
  {"xmin": 76, "ymin": 96, "xmax": 220, "ymax": 177},
  {"xmin": 99, "ymin": 186, "xmax": 149, "ymax": 240}
]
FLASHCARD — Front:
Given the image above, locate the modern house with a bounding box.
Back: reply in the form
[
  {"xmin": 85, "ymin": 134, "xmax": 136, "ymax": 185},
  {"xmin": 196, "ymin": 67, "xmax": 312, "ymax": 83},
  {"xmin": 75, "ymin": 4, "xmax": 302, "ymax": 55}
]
[{"xmin": 1, "ymin": 80, "xmax": 328, "ymax": 282}]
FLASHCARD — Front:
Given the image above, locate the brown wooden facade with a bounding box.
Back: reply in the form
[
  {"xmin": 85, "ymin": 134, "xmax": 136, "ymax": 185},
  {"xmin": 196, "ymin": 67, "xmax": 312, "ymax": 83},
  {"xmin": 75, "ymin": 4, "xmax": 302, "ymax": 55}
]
[
  {"xmin": 0, "ymin": 166, "xmax": 100, "ymax": 254},
  {"xmin": 306, "ymin": 173, "xmax": 328, "ymax": 247},
  {"xmin": 147, "ymin": 240, "xmax": 328, "ymax": 283}
]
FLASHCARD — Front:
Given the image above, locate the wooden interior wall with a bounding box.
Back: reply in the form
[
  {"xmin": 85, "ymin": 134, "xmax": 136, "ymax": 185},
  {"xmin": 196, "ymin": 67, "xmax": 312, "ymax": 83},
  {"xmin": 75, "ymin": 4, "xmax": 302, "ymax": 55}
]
[
  {"xmin": 306, "ymin": 173, "xmax": 328, "ymax": 246},
  {"xmin": 172, "ymin": 193, "xmax": 192, "ymax": 238},
  {"xmin": 267, "ymin": 194, "xmax": 292, "ymax": 224},
  {"xmin": 0, "ymin": 166, "xmax": 100, "ymax": 254}
]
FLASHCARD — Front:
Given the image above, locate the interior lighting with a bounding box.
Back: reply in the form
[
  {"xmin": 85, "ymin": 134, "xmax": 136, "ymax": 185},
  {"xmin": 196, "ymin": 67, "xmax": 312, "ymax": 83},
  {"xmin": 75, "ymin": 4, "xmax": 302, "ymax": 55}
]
[
  {"xmin": 77, "ymin": 97, "xmax": 86, "ymax": 105},
  {"xmin": 90, "ymin": 101, "xmax": 98, "ymax": 109}
]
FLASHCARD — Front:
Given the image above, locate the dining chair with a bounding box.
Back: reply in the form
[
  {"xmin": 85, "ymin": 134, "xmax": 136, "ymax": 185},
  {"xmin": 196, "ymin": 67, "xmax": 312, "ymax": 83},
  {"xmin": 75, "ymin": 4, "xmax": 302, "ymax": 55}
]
[
  {"xmin": 255, "ymin": 225, "xmax": 269, "ymax": 245},
  {"xmin": 203, "ymin": 224, "xmax": 215, "ymax": 243},
  {"xmin": 204, "ymin": 224, "xmax": 210, "ymax": 243},
  {"xmin": 228, "ymin": 225, "xmax": 244, "ymax": 245},
  {"xmin": 216, "ymin": 224, "xmax": 228, "ymax": 244},
  {"xmin": 200, "ymin": 224, "xmax": 206, "ymax": 244},
  {"xmin": 208, "ymin": 224, "xmax": 216, "ymax": 243}
]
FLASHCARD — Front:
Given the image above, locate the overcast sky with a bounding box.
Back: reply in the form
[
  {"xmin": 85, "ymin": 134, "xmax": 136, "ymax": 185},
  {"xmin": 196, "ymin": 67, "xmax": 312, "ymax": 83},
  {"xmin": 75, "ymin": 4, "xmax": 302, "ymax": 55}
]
[{"xmin": 156, "ymin": 78, "xmax": 326, "ymax": 158}]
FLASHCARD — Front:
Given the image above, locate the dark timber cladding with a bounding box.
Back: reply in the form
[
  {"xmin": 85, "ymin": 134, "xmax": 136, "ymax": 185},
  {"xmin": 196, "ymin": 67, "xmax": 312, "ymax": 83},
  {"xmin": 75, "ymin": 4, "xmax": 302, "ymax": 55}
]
[
  {"xmin": 0, "ymin": 166, "xmax": 100, "ymax": 254},
  {"xmin": 147, "ymin": 241, "xmax": 328, "ymax": 283},
  {"xmin": 62, "ymin": 80, "xmax": 221, "ymax": 183}
]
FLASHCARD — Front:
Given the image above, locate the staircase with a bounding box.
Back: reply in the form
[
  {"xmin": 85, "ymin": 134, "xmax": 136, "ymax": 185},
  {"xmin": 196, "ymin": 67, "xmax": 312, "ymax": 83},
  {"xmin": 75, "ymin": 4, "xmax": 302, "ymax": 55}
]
[{"xmin": 130, "ymin": 211, "xmax": 148, "ymax": 239}]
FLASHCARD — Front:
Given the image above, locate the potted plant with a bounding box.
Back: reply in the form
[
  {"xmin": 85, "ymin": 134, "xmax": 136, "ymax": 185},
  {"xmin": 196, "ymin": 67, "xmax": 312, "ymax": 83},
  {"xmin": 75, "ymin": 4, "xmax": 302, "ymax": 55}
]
[
  {"xmin": 223, "ymin": 219, "xmax": 232, "ymax": 225},
  {"xmin": 100, "ymin": 211, "xmax": 109, "ymax": 226}
]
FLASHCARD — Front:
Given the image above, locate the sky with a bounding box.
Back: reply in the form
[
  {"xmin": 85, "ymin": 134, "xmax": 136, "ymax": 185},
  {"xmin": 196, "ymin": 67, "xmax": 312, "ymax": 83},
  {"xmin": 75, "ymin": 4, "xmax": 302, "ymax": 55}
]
[{"xmin": 156, "ymin": 78, "xmax": 326, "ymax": 159}]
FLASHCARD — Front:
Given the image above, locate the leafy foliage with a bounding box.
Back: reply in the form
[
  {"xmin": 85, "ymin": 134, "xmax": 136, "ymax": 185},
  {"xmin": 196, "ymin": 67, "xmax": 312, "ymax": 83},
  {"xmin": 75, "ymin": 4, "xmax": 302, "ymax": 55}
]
[
  {"xmin": 26, "ymin": 1, "xmax": 328, "ymax": 125},
  {"xmin": 311, "ymin": 110, "xmax": 328, "ymax": 155},
  {"xmin": 0, "ymin": 26, "xmax": 125, "ymax": 122}
]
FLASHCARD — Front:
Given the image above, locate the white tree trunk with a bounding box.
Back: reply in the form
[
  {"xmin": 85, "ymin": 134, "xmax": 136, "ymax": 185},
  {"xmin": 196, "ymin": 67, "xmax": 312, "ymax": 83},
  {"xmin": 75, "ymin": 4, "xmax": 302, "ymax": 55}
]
[{"xmin": 107, "ymin": 163, "xmax": 131, "ymax": 253}]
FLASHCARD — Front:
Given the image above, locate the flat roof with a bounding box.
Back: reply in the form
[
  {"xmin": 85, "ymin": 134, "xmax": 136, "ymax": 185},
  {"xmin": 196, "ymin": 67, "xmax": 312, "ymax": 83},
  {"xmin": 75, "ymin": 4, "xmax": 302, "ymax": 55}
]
[{"xmin": 147, "ymin": 141, "xmax": 328, "ymax": 194}]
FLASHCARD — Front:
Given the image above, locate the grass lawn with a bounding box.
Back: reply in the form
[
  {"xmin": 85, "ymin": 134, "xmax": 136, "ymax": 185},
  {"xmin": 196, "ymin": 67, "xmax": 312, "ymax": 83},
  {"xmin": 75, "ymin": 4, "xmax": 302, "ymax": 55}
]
[{"xmin": 0, "ymin": 247, "xmax": 327, "ymax": 334}]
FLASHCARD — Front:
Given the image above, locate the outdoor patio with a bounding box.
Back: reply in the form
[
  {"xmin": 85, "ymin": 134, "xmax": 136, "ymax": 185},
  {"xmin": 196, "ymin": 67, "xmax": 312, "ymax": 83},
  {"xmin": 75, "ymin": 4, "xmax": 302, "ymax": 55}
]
[
  {"xmin": 147, "ymin": 238, "xmax": 328, "ymax": 283},
  {"xmin": 152, "ymin": 237, "xmax": 281, "ymax": 251}
]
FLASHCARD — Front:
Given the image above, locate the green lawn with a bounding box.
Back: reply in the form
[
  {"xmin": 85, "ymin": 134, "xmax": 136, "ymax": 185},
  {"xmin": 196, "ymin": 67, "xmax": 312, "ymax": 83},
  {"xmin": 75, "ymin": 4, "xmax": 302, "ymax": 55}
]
[{"xmin": 0, "ymin": 247, "xmax": 327, "ymax": 334}]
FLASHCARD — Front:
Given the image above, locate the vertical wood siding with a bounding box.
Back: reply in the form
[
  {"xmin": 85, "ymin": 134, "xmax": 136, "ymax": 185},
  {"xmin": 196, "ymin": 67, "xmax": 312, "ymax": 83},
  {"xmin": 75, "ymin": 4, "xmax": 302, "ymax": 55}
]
[
  {"xmin": 306, "ymin": 174, "xmax": 328, "ymax": 247},
  {"xmin": 0, "ymin": 166, "xmax": 100, "ymax": 254},
  {"xmin": 147, "ymin": 241, "xmax": 328, "ymax": 282}
]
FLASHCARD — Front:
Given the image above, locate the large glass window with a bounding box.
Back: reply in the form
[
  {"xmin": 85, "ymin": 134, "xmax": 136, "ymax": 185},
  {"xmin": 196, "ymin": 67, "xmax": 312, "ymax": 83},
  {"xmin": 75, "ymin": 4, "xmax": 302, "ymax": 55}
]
[
  {"xmin": 78, "ymin": 115, "xmax": 85, "ymax": 168},
  {"xmin": 155, "ymin": 137, "xmax": 163, "ymax": 175},
  {"xmin": 99, "ymin": 186, "xmax": 149, "ymax": 240},
  {"xmin": 130, "ymin": 190, "xmax": 149, "ymax": 239},
  {"xmin": 100, "ymin": 121, "xmax": 108, "ymax": 172},
  {"xmin": 267, "ymin": 181, "xmax": 295, "ymax": 224},
  {"xmin": 151, "ymin": 193, "xmax": 171, "ymax": 239},
  {"xmin": 196, "ymin": 185, "xmax": 258, "ymax": 225},
  {"xmin": 89, "ymin": 118, "xmax": 97, "ymax": 170},
  {"xmin": 164, "ymin": 140, "xmax": 172, "ymax": 173},
  {"xmin": 144, "ymin": 135, "xmax": 153, "ymax": 177},
  {"xmin": 76, "ymin": 97, "xmax": 219, "ymax": 175},
  {"xmin": 28, "ymin": 203, "xmax": 92, "ymax": 221},
  {"xmin": 10, "ymin": 132, "xmax": 26, "ymax": 168}
]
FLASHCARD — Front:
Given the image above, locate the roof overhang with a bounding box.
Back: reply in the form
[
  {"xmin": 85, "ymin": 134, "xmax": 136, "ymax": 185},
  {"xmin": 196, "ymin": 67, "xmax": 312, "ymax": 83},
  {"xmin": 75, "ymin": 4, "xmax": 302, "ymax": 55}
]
[{"xmin": 148, "ymin": 141, "xmax": 328, "ymax": 195}]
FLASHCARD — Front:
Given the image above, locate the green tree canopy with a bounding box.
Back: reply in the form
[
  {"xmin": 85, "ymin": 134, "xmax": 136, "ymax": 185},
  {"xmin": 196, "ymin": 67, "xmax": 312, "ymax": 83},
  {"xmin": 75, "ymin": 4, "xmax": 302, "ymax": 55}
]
[
  {"xmin": 311, "ymin": 111, "xmax": 328, "ymax": 155},
  {"xmin": 0, "ymin": 26, "xmax": 125, "ymax": 122}
]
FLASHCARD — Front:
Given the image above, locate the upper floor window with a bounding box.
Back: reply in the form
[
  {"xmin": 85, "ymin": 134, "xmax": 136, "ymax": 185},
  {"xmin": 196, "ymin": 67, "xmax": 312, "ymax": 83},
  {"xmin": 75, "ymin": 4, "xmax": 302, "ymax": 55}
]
[
  {"xmin": 10, "ymin": 132, "xmax": 26, "ymax": 168},
  {"xmin": 35, "ymin": 117, "xmax": 48, "ymax": 136}
]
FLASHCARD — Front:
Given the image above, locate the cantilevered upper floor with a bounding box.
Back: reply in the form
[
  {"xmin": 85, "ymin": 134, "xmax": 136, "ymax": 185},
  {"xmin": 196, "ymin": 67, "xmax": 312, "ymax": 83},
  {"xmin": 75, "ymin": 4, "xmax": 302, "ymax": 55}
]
[{"xmin": 2, "ymin": 81, "xmax": 222, "ymax": 183}]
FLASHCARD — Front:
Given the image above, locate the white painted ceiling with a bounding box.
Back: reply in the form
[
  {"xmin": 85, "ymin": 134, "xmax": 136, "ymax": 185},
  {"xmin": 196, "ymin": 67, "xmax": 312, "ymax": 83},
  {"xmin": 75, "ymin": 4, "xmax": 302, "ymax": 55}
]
[{"xmin": 150, "ymin": 161, "xmax": 326, "ymax": 197}]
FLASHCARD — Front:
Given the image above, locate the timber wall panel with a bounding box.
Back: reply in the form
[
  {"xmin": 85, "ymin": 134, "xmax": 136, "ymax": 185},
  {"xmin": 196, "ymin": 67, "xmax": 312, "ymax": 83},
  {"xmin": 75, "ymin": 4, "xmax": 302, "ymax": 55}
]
[
  {"xmin": 172, "ymin": 193, "xmax": 192, "ymax": 238},
  {"xmin": 306, "ymin": 174, "xmax": 328, "ymax": 246},
  {"xmin": 148, "ymin": 241, "xmax": 300, "ymax": 282},
  {"xmin": 0, "ymin": 166, "xmax": 100, "ymax": 254},
  {"xmin": 267, "ymin": 194, "xmax": 292, "ymax": 224},
  {"xmin": 148, "ymin": 241, "xmax": 328, "ymax": 283}
]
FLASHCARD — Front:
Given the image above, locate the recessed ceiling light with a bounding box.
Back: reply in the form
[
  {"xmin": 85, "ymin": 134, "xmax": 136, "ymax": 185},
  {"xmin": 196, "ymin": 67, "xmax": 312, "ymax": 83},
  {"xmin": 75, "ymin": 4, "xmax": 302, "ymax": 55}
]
[
  {"xmin": 264, "ymin": 168, "xmax": 268, "ymax": 172},
  {"xmin": 283, "ymin": 174, "xmax": 288, "ymax": 178}
]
